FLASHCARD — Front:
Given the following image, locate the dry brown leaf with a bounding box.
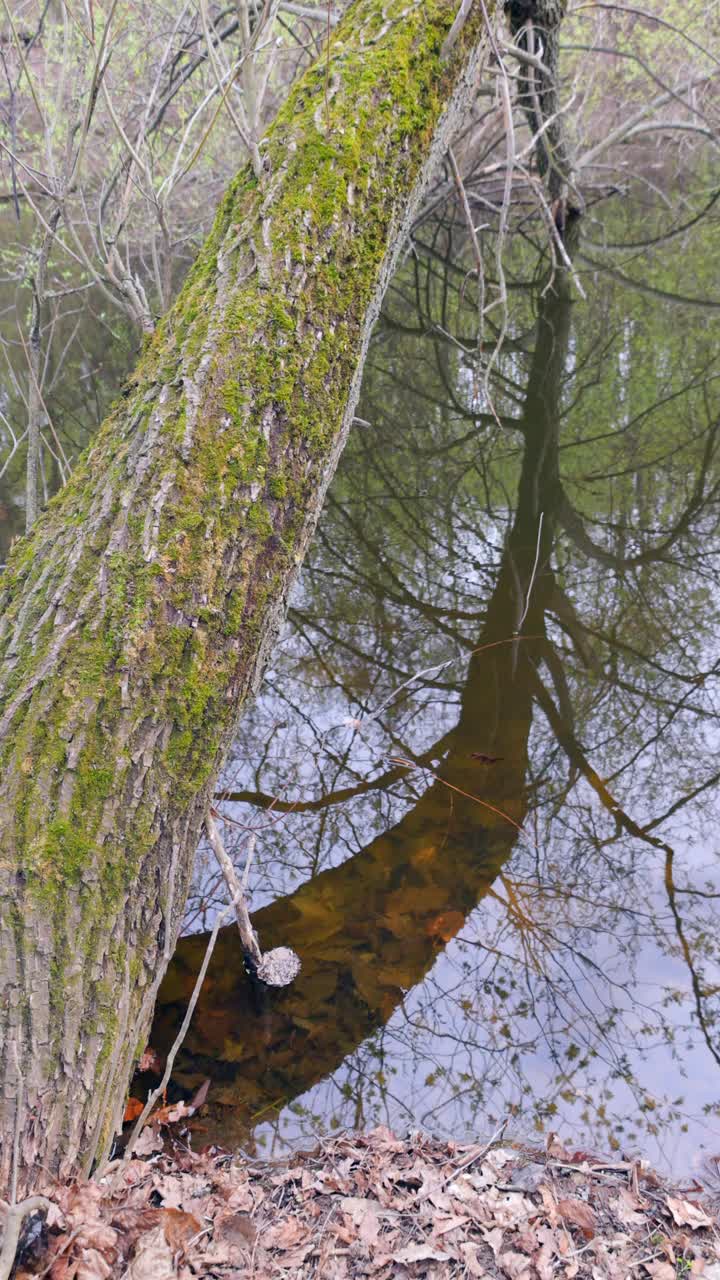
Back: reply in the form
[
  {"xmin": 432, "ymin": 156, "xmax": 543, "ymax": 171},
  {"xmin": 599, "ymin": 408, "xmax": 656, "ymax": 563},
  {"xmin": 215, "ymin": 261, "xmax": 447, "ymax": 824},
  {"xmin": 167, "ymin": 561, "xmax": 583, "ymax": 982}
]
[
  {"xmin": 213, "ymin": 1210, "xmax": 257, "ymax": 1249},
  {"xmin": 132, "ymin": 1127, "xmax": 164, "ymax": 1157},
  {"xmin": 556, "ymin": 1228, "xmax": 571, "ymax": 1257},
  {"xmin": 124, "ymin": 1098, "xmax": 145, "ymax": 1124},
  {"xmin": 643, "ymin": 1263, "xmax": 677, "ymax": 1279},
  {"xmin": 514, "ymin": 1227, "xmax": 539, "ymax": 1254},
  {"xmin": 533, "ymin": 1221, "xmax": 559, "ymax": 1278},
  {"xmin": 48, "ymin": 1257, "xmax": 77, "ymax": 1280},
  {"xmin": 264, "ymin": 1217, "xmax": 310, "ymax": 1250},
  {"xmin": 75, "ymin": 1250, "xmax": 113, "ymax": 1280},
  {"xmin": 189, "ymin": 1078, "xmax": 210, "ymax": 1111},
  {"xmin": 433, "ymin": 1213, "xmax": 470, "ymax": 1236},
  {"xmin": 152, "ymin": 1177, "xmax": 186, "ymax": 1210},
  {"xmin": 368, "ymin": 1125, "xmax": 405, "ymax": 1151},
  {"xmin": 499, "ymin": 1249, "xmax": 534, "ymax": 1278},
  {"xmin": 127, "ymin": 1226, "xmax": 175, "ymax": 1280},
  {"xmin": 226, "ymin": 1181, "xmax": 255, "ymax": 1212},
  {"xmin": 160, "ymin": 1208, "xmax": 201, "ymax": 1254},
  {"xmin": 392, "ymin": 1243, "xmax": 452, "ymax": 1263},
  {"xmin": 482, "ymin": 1226, "xmax": 504, "ymax": 1258},
  {"xmin": 341, "ymin": 1195, "xmax": 383, "ymax": 1245},
  {"xmin": 558, "ymin": 1196, "xmax": 597, "ymax": 1239},
  {"xmin": 75, "ymin": 1224, "xmax": 118, "ymax": 1253},
  {"xmin": 666, "ymin": 1196, "xmax": 714, "ymax": 1229},
  {"xmin": 459, "ymin": 1242, "xmax": 491, "ymax": 1277},
  {"xmin": 477, "ymin": 1188, "xmax": 534, "ymax": 1230},
  {"xmin": 59, "ymin": 1183, "xmax": 104, "ymax": 1222},
  {"xmin": 538, "ymin": 1183, "xmax": 559, "ymax": 1226},
  {"xmin": 546, "ymin": 1133, "xmax": 571, "ymax": 1160},
  {"xmin": 275, "ymin": 1241, "xmax": 314, "ymax": 1270},
  {"xmin": 534, "ymin": 1241, "xmax": 555, "ymax": 1280},
  {"xmin": 150, "ymin": 1101, "xmax": 193, "ymax": 1127},
  {"xmin": 610, "ymin": 1187, "xmax": 646, "ymax": 1227}
]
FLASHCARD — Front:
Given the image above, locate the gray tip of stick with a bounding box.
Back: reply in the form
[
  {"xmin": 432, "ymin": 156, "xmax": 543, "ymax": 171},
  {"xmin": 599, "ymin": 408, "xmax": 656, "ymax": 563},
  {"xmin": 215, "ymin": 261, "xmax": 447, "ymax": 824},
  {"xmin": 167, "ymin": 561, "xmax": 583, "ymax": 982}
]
[{"xmin": 256, "ymin": 946, "xmax": 302, "ymax": 987}]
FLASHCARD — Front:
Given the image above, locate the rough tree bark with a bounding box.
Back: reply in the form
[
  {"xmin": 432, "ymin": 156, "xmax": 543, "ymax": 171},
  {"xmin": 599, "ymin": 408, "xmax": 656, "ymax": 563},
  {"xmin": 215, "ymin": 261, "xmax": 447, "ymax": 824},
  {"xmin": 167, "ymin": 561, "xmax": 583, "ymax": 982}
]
[
  {"xmin": 504, "ymin": 0, "xmax": 576, "ymax": 212},
  {"xmin": 0, "ymin": 0, "xmax": 492, "ymax": 1194}
]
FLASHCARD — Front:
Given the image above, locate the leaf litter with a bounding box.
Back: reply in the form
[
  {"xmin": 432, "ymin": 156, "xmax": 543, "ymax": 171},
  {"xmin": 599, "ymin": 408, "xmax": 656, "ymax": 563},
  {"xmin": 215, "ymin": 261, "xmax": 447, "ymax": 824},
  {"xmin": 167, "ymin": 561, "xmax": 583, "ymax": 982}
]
[{"xmin": 12, "ymin": 1127, "xmax": 720, "ymax": 1279}]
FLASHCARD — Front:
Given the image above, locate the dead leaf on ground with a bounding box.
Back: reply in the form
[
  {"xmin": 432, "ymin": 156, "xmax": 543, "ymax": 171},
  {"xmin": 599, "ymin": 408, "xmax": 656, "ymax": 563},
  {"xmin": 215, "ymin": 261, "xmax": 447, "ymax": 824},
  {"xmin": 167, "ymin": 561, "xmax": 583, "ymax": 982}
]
[
  {"xmin": 127, "ymin": 1226, "xmax": 175, "ymax": 1280},
  {"xmin": 159, "ymin": 1208, "xmax": 201, "ymax": 1253},
  {"xmin": 16, "ymin": 1127, "xmax": 720, "ymax": 1280},
  {"xmin": 341, "ymin": 1195, "xmax": 383, "ymax": 1244},
  {"xmin": 392, "ymin": 1243, "xmax": 452, "ymax": 1263},
  {"xmin": 545, "ymin": 1133, "xmax": 572, "ymax": 1160},
  {"xmin": 432, "ymin": 1213, "xmax": 470, "ymax": 1235},
  {"xmin": 75, "ymin": 1224, "xmax": 118, "ymax": 1253},
  {"xmin": 666, "ymin": 1196, "xmax": 715, "ymax": 1229},
  {"xmin": 213, "ymin": 1210, "xmax": 257, "ymax": 1248},
  {"xmin": 499, "ymin": 1248, "xmax": 534, "ymax": 1278},
  {"xmin": 150, "ymin": 1101, "xmax": 194, "ymax": 1127},
  {"xmin": 131, "ymin": 1128, "xmax": 163, "ymax": 1157},
  {"xmin": 611, "ymin": 1187, "xmax": 647, "ymax": 1226},
  {"xmin": 538, "ymin": 1182, "xmax": 559, "ymax": 1226},
  {"xmin": 75, "ymin": 1249, "xmax": 114, "ymax": 1280},
  {"xmin": 459, "ymin": 1241, "xmax": 491, "ymax": 1277},
  {"xmin": 643, "ymin": 1262, "xmax": 677, "ymax": 1279},
  {"xmin": 482, "ymin": 1225, "xmax": 504, "ymax": 1257},
  {"xmin": 264, "ymin": 1217, "xmax": 311, "ymax": 1251},
  {"xmin": 558, "ymin": 1195, "xmax": 597, "ymax": 1239}
]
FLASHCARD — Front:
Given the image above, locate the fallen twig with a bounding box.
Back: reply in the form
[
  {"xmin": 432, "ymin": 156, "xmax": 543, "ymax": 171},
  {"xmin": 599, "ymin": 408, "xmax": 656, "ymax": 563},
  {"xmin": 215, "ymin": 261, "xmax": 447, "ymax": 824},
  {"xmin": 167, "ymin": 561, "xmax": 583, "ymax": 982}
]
[
  {"xmin": 205, "ymin": 808, "xmax": 301, "ymax": 988},
  {"xmin": 119, "ymin": 898, "xmax": 235, "ymax": 1168}
]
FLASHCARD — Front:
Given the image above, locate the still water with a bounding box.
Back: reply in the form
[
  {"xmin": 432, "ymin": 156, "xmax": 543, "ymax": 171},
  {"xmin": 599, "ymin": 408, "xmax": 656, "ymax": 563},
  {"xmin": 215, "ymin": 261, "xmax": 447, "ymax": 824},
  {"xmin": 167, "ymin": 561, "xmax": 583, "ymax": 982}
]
[{"xmin": 3, "ymin": 190, "xmax": 720, "ymax": 1175}]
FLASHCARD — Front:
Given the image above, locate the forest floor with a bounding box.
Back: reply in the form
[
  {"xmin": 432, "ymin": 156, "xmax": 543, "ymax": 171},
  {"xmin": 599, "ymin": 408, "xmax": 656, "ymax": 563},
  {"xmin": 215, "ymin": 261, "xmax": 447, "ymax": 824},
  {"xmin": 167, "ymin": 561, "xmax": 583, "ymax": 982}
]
[{"xmin": 14, "ymin": 1125, "xmax": 720, "ymax": 1279}]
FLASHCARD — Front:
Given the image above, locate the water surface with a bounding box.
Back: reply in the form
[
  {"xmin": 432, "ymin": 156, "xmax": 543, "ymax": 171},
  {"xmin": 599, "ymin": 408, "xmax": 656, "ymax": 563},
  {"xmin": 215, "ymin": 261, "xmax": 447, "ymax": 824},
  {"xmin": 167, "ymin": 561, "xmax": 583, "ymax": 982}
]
[
  {"xmin": 3, "ymin": 189, "xmax": 720, "ymax": 1176},
  {"xmin": 151, "ymin": 194, "xmax": 720, "ymax": 1175}
]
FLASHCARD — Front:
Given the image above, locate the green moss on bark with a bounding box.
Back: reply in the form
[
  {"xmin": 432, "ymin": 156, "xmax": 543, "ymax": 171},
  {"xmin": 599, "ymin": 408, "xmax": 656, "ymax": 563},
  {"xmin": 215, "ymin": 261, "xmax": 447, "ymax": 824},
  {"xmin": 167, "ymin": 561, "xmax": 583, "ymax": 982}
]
[{"xmin": 0, "ymin": 0, "xmax": 490, "ymax": 1190}]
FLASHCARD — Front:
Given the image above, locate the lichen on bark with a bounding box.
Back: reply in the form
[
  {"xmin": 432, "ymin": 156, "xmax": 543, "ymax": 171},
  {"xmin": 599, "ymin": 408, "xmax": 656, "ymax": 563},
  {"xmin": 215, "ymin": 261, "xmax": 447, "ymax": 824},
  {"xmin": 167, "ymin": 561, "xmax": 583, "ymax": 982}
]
[{"xmin": 0, "ymin": 0, "xmax": 491, "ymax": 1190}]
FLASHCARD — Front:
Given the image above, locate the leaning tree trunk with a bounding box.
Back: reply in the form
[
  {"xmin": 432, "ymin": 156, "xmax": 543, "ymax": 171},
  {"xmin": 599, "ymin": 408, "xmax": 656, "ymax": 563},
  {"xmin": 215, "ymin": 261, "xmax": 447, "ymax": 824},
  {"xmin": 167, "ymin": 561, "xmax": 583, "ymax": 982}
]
[{"xmin": 0, "ymin": 0, "xmax": 491, "ymax": 1194}]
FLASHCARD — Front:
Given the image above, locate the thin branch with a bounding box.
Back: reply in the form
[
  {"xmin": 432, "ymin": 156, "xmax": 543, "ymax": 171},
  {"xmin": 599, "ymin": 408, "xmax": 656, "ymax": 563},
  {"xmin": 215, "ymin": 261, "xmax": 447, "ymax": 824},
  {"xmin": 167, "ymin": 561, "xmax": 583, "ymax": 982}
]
[
  {"xmin": 120, "ymin": 898, "xmax": 235, "ymax": 1165},
  {"xmin": 205, "ymin": 810, "xmax": 262, "ymax": 963}
]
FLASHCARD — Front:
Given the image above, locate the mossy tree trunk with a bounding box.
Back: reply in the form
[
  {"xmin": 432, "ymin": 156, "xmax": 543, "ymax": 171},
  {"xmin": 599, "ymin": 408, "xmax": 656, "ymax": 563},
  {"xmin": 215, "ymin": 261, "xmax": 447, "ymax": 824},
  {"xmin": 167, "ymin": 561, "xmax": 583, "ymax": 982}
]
[{"xmin": 0, "ymin": 0, "xmax": 492, "ymax": 1195}]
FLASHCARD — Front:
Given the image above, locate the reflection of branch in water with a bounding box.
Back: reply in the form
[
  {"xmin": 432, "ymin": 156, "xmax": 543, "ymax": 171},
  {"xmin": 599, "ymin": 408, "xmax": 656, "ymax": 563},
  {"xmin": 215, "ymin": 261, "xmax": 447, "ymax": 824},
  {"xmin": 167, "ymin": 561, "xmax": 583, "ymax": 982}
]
[
  {"xmin": 388, "ymin": 756, "xmax": 529, "ymax": 838},
  {"xmin": 531, "ymin": 670, "xmax": 673, "ymax": 855},
  {"xmin": 577, "ymin": 254, "xmax": 720, "ymax": 310},
  {"xmin": 644, "ymin": 769, "xmax": 720, "ymax": 836},
  {"xmin": 664, "ymin": 849, "xmax": 720, "ymax": 1069},
  {"xmin": 216, "ymin": 737, "xmax": 455, "ymax": 813},
  {"xmin": 558, "ymin": 415, "xmax": 720, "ymax": 571}
]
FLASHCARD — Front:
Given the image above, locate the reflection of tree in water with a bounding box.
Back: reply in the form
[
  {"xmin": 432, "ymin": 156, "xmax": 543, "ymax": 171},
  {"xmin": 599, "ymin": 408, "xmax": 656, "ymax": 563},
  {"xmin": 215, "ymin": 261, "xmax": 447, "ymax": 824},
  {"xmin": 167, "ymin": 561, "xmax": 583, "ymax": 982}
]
[{"xmin": 154, "ymin": 202, "xmax": 720, "ymax": 1170}]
